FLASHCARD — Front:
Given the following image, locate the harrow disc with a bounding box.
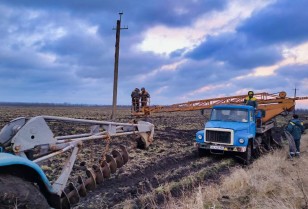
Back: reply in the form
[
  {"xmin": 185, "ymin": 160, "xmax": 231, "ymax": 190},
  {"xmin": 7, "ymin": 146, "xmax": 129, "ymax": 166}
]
[
  {"xmin": 106, "ymin": 154, "xmax": 117, "ymax": 173},
  {"xmin": 119, "ymin": 145, "xmax": 129, "ymax": 164},
  {"xmin": 84, "ymin": 169, "xmax": 96, "ymax": 191},
  {"xmin": 61, "ymin": 191, "xmax": 70, "ymax": 209},
  {"xmin": 112, "ymin": 150, "xmax": 124, "ymax": 168},
  {"xmin": 77, "ymin": 176, "xmax": 87, "ymax": 197},
  {"xmin": 100, "ymin": 160, "xmax": 111, "ymax": 178},
  {"xmin": 67, "ymin": 182, "xmax": 80, "ymax": 205},
  {"xmin": 92, "ymin": 164, "xmax": 104, "ymax": 184}
]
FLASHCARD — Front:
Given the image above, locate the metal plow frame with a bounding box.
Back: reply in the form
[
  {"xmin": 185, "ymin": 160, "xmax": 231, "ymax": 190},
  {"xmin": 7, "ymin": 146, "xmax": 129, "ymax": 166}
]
[{"xmin": 0, "ymin": 115, "xmax": 154, "ymax": 209}]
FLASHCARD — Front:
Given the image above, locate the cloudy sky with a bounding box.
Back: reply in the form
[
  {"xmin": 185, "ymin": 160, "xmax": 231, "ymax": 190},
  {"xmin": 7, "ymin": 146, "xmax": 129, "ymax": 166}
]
[{"xmin": 0, "ymin": 0, "xmax": 307, "ymax": 108}]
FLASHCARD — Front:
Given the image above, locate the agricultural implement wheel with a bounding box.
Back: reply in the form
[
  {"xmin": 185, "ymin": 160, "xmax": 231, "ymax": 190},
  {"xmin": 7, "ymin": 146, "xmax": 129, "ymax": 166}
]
[{"xmin": 0, "ymin": 174, "xmax": 49, "ymax": 209}]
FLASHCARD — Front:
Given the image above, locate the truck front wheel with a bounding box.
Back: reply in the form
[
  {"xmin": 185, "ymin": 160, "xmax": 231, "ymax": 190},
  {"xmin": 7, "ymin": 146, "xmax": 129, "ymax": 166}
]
[
  {"xmin": 197, "ymin": 148, "xmax": 209, "ymax": 157},
  {"xmin": 241, "ymin": 142, "xmax": 252, "ymax": 165},
  {"xmin": 0, "ymin": 174, "xmax": 49, "ymax": 209}
]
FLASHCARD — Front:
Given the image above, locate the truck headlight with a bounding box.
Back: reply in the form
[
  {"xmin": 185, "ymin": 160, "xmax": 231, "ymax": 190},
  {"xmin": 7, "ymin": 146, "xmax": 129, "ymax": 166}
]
[
  {"xmin": 239, "ymin": 138, "xmax": 245, "ymax": 144},
  {"xmin": 197, "ymin": 134, "xmax": 203, "ymax": 140}
]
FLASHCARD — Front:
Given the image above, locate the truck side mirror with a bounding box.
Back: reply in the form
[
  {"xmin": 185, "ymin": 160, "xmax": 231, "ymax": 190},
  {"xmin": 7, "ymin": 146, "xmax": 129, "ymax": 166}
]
[
  {"xmin": 256, "ymin": 110, "xmax": 266, "ymax": 118},
  {"xmin": 256, "ymin": 111, "xmax": 262, "ymax": 119}
]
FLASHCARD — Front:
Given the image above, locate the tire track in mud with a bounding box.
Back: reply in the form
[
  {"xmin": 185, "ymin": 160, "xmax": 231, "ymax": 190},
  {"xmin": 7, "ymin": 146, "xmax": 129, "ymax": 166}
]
[
  {"xmin": 73, "ymin": 151, "xmax": 200, "ymax": 208},
  {"xmin": 73, "ymin": 153, "xmax": 235, "ymax": 209},
  {"xmin": 117, "ymin": 159, "xmax": 234, "ymax": 209},
  {"xmin": 72, "ymin": 114, "xmax": 234, "ymax": 208}
]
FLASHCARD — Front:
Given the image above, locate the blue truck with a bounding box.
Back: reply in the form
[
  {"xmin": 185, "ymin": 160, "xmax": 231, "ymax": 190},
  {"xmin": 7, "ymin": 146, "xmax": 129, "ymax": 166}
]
[{"xmin": 195, "ymin": 104, "xmax": 282, "ymax": 164}]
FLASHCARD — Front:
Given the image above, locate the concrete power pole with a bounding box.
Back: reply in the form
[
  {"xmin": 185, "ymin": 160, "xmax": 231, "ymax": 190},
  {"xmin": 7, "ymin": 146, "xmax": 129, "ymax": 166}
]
[
  {"xmin": 111, "ymin": 12, "xmax": 128, "ymax": 120},
  {"xmin": 293, "ymin": 86, "xmax": 298, "ymax": 114}
]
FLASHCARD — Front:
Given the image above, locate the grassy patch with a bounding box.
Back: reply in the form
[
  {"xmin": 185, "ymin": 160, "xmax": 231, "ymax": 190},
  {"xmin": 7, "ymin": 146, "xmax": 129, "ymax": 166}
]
[{"xmin": 166, "ymin": 134, "xmax": 308, "ymax": 209}]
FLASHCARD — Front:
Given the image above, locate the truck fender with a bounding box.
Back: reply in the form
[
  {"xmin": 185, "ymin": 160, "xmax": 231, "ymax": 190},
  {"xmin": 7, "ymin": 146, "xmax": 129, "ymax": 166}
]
[
  {"xmin": 248, "ymin": 137, "xmax": 254, "ymax": 149},
  {"xmin": 252, "ymin": 135, "xmax": 263, "ymax": 150},
  {"xmin": 0, "ymin": 153, "xmax": 59, "ymax": 207}
]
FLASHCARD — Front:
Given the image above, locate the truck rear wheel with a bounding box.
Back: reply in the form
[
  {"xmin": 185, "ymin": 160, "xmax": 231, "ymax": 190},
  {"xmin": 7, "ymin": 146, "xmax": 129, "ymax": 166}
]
[{"xmin": 0, "ymin": 174, "xmax": 49, "ymax": 209}]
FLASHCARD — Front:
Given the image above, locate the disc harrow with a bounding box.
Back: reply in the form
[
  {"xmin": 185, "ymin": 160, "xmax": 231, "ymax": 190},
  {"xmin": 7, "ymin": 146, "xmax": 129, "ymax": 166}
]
[{"xmin": 0, "ymin": 115, "xmax": 154, "ymax": 209}]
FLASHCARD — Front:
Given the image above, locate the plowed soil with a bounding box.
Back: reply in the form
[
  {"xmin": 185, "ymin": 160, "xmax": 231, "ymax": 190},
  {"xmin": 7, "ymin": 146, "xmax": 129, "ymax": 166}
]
[{"xmin": 0, "ymin": 106, "xmax": 243, "ymax": 208}]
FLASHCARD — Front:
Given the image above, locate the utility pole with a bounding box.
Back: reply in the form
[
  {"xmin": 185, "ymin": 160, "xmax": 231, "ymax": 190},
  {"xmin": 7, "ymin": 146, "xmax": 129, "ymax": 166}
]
[
  {"xmin": 111, "ymin": 12, "xmax": 128, "ymax": 120},
  {"xmin": 293, "ymin": 86, "xmax": 298, "ymax": 114}
]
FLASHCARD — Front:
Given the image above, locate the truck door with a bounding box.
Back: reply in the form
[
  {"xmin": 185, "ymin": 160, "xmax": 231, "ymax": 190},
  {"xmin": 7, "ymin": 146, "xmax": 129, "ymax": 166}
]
[{"xmin": 249, "ymin": 110, "xmax": 256, "ymax": 136}]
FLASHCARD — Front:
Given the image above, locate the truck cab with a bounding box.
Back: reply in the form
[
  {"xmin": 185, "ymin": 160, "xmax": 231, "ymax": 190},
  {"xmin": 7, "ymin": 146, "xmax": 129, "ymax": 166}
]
[{"xmin": 195, "ymin": 104, "xmax": 258, "ymax": 163}]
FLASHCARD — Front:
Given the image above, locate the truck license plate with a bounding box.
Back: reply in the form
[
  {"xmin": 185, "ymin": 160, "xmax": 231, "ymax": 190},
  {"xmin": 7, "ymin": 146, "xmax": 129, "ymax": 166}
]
[{"xmin": 210, "ymin": 145, "xmax": 224, "ymax": 150}]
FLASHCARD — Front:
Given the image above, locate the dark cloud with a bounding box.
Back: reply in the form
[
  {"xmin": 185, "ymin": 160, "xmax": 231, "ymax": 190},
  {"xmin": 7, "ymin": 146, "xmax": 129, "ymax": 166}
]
[
  {"xmin": 276, "ymin": 64, "xmax": 308, "ymax": 81},
  {"xmin": 135, "ymin": 59, "xmax": 247, "ymax": 99},
  {"xmin": 124, "ymin": 0, "xmax": 228, "ymax": 28},
  {"xmin": 41, "ymin": 33, "xmax": 107, "ymax": 64},
  {"xmin": 230, "ymin": 64, "xmax": 308, "ymax": 98},
  {"xmin": 238, "ymin": 0, "xmax": 308, "ymax": 45},
  {"xmin": 187, "ymin": 0, "xmax": 308, "ymax": 71},
  {"xmin": 169, "ymin": 48, "xmax": 186, "ymax": 58},
  {"xmin": 187, "ymin": 33, "xmax": 282, "ymax": 69},
  {"xmin": 235, "ymin": 75, "xmax": 285, "ymax": 90},
  {"xmin": 0, "ymin": 0, "xmax": 227, "ymax": 28}
]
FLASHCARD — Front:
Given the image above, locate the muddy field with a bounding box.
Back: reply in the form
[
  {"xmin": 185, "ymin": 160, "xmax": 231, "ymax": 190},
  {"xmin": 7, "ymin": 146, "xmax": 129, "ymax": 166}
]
[{"xmin": 0, "ymin": 105, "xmax": 301, "ymax": 208}]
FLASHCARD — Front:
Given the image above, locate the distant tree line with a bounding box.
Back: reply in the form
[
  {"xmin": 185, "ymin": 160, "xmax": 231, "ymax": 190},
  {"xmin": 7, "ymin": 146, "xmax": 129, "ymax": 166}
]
[{"xmin": 0, "ymin": 102, "xmax": 131, "ymax": 108}]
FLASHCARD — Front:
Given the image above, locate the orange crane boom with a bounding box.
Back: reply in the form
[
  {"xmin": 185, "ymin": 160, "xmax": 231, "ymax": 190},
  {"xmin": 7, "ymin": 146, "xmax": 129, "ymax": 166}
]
[{"xmin": 134, "ymin": 91, "xmax": 308, "ymax": 123}]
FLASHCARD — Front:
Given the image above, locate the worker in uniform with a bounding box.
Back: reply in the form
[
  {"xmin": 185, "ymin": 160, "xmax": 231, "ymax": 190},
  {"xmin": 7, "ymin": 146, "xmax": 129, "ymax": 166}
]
[
  {"xmin": 244, "ymin": 91, "xmax": 258, "ymax": 109},
  {"xmin": 287, "ymin": 114, "xmax": 305, "ymax": 157},
  {"xmin": 140, "ymin": 87, "xmax": 150, "ymax": 107},
  {"xmin": 131, "ymin": 88, "xmax": 140, "ymax": 112}
]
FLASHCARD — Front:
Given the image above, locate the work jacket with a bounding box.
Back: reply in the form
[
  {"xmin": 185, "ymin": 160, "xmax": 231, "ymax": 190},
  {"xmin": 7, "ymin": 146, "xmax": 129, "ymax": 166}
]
[
  {"xmin": 287, "ymin": 119, "xmax": 305, "ymax": 140},
  {"xmin": 131, "ymin": 90, "xmax": 140, "ymax": 99},
  {"xmin": 140, "ymin": 91, "xmax": 150, "ymax": 101},
  {"xmin": 244, "ymin": 96, "xmax": 258, "ymax": 108}
]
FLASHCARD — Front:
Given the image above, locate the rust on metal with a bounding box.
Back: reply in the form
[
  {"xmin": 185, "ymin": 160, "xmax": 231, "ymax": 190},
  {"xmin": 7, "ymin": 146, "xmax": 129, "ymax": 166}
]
[{"xmin": 61, "ymin": 145, "xmax": 130, "ymax": 209}]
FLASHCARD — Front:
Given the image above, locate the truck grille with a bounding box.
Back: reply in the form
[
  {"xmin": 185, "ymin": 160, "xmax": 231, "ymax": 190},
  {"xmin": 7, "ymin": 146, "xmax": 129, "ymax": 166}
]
[{"xmin": 205, "ymin": 130, "xmax": 231, "ymax": 144}]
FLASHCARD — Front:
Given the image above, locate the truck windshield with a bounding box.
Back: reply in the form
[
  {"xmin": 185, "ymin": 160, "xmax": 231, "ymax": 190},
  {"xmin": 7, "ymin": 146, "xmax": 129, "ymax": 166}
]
[{"xmin": 211, "ymin": 109, "xmax": 248, "ymax": 122}]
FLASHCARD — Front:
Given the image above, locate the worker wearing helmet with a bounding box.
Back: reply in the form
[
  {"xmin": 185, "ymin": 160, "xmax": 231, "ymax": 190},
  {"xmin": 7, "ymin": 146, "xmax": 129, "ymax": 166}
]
[
  {"xmin": 131, "ymin": 88, "xmax": 140, "ymax": 112},
  {"xmin": 244, "ymin": 91, "xmax": 258, "ymax": 109},
  {"xmin": 140, "ymin": 87, "xmax": 150, "ymax": 107},
  {"xmin": 287, "ymin": 114, "xmax": 305, "ymax": 157}
]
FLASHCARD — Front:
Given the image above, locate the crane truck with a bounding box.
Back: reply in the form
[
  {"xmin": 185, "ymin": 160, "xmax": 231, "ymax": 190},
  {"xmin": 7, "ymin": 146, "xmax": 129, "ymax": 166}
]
[
  {"xmin": 195, "ymin": 91, "xmax": 307, "ymax": 163},
  {"xmin": 132, "ymin": 91, "xmax": 308, "ymax": 163}
]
